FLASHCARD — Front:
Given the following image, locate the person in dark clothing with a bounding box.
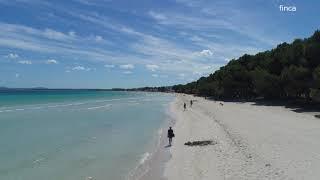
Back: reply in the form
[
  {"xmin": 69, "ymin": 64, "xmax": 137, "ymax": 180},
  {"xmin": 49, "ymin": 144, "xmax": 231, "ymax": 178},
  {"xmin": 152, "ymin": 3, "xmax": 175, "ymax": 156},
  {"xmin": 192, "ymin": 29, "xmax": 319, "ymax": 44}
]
[
  {"xmin": 183, "ymin": 103, "xmax": 186, "ymax": 111},
  {"xmin": 167, "ymin": 127, "xmax": 175, "ymax": 146},
  {"xmin": 190, "ymin": 100, "xmax": 193, "ymax": 107}
]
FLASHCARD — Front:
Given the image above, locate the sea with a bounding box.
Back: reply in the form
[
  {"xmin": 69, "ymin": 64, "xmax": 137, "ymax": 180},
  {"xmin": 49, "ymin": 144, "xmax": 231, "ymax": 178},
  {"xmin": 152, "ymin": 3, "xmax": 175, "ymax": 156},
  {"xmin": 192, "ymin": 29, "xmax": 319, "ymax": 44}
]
[{"xmin": 0, "ymin": 90, "xmax": 174, "ymax": 180}]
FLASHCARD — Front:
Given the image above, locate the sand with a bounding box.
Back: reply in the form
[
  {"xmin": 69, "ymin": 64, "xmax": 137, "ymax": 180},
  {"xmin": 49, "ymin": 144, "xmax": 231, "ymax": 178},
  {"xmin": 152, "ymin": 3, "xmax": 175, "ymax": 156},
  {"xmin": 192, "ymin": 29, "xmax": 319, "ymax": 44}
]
[{"xmin": 164, "ymin": 94, "xmax": 320, "ymax": 180}]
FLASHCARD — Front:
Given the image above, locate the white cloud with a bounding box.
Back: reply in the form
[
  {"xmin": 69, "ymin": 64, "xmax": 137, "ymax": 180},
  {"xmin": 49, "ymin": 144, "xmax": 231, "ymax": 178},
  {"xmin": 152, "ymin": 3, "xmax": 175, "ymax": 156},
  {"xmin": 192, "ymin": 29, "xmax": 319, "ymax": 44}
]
[
  {"xmin": 130, "ymin": 34, "xmax": 220, "ymax": 75},
  {"xmin": 146, "ymin": 64, "xmax": 159, "ymax": 71},
  {"xmin": 18, "ymin": 60, "xmax": 32, "ymax": 65},
  {"xmin": 87, "ymin": 34, "xmax": 105, "ymax": 42},
  {"xmin": 119, "ymin": 64, "xmax": 134, "ymax": 69},
  {"xmin": 72, "ymin": 66, "xmax": 91, "ymax": 71},
  {"xmin": 178, "ymin": 73, "xmax": 186, "ymax": 79},
  {"xmin": 160, "ymin": 74, "xmax": 168, "ymax": 78},
  {"xmin": 6, "ymin": 53, "xmax": 19, "ymax": 59},
  {"xmin": 0, "ymin": 23, "xmax": 75, "ymax": 41},
  {"xmin": 68, "ymin": 31, "xmax": 76, "ymax": 37},
  {"xmin": 65, "ymin": 13, "xmax": 231, "ymax": 75},
  {"xmin": 46, "ymin": 59, "xmax": 58, "ymax": 64},
  {"xmin": 119, "ymin": 26, "xmax": 227, "ymax": 75},
  {"xmin": 43, "ymin": 28, "xmax": 72, "ymax": 41},
  {"xmin": 123, "ymin": 71, "xmax": 132, "ymax": 74},
  {"xmin": 0, "ymin": 6, "xmax": 275, "ymax": 80},
  {"xmin": 65, "ymin": 70, "xmax": 71, "ymax": 73},
  {"xmin": 190, "ymin": 35, "xmax": 204, "ymax": 42},
  {"xmin": 94, "ymin": 35, "xmax": 103, "ymax": 42},
  {"xmin": 152, "ymin": 74, "xmax": 159, "ymax": 78},
  {"xmin": 104, "ymin": 64, "xmax": 115, "ymax": 68},
  {"xmin": 193, "ymin": 71, "xmax": 202, "ymax": 75},
  {"xmin": 120, "ymin": 27, "xmax": 142, "ymax": 36},
  {"xmin": 148, "ymin": 7, "xmax": 278, "ymax": 46},
  {"xmin": 73, "ymin": 66, "xmax": 85, "ymax": 70},
  {"xmin": 149, "ymin": 11, "xmax": 167, "ymax": 21},
  {"xmin": 198, "ymin": 49, "xmax": 213, "ymax": 57},
  {"xmin": 72, "ymin": 0, "xmax": 96, "ymax": 5},
  {"xmin": 66, "ymin": 13, "xmax": 216, "ymax": 74},
  {"xmin": 0, "ymin": 23, "xmax": 126, "ymax": 63}
]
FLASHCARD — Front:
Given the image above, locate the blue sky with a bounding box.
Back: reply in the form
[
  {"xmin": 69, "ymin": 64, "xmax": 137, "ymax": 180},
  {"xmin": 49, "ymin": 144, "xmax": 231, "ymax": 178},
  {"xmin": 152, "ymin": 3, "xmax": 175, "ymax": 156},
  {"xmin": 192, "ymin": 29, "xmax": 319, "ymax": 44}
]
[{"xmin": 0, "ymin": 0, "xmax": 319, "ymax": 88}]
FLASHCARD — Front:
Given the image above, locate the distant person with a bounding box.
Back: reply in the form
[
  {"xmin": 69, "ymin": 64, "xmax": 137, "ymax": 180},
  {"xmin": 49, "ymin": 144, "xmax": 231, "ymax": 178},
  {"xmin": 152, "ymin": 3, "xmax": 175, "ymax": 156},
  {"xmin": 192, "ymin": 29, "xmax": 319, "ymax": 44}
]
[
  {"xmin": 183, "ymin": 103, "xmax": 186, "ymax": 111},
  {"xmin": 190, "ymin": 100, "xmax": 193, "ymax": 107},
  {"xmin": 167, "ymin": 127, "xmax": 175, "ymax": 146}
]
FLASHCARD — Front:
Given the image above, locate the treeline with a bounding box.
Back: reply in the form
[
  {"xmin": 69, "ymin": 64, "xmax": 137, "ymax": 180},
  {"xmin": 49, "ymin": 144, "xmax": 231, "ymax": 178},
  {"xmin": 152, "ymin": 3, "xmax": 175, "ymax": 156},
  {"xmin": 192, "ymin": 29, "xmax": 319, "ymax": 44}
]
[
  {"xmin": 173, "ymin": 30, "xmax": 320, "ymax": 102},
  {"xmin": 112, "ymin": 86, "xmax": 173, "ymax": 92}
]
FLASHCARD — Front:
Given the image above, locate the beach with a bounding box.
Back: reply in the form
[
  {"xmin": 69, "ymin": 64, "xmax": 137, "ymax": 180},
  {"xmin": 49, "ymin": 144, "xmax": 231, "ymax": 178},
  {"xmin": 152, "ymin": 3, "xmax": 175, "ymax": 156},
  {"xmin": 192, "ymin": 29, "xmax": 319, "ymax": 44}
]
[{"xmin": 163, "ymin": 94, "xmax": 320, "ymax": 180}]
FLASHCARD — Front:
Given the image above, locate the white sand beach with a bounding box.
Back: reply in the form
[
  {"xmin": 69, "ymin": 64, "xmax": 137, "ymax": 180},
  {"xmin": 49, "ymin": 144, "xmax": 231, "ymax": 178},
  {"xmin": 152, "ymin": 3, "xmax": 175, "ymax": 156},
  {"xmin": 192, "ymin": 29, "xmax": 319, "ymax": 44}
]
[{"xmin": 164, "ymin": 94, "xmax": 320, "ymax": 180}]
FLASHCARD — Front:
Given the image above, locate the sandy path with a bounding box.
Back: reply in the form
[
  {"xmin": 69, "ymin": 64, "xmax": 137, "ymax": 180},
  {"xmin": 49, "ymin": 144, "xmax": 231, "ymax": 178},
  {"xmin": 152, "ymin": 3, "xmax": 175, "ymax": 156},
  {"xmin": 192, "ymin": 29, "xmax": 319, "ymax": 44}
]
[{"xmin": 164, "ymin": 94, "xmax": 320, "ymax": 180}]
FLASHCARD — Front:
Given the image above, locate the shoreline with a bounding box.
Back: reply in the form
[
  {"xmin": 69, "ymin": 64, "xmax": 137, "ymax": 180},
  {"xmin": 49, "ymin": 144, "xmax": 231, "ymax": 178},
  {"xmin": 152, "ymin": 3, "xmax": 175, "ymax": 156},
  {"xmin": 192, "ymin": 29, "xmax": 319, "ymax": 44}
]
[{"xmin": 127, "ymin": 96, "xmax": 177, "ymax": 180}]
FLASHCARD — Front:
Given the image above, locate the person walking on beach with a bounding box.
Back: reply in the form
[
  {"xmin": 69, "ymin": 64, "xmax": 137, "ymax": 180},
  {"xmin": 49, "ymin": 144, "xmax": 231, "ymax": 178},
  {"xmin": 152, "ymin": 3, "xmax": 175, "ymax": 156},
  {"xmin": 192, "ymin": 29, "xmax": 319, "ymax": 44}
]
[
  {"xmin": 190, "ymin": 100, "xmax": 193, "ymax": 107},
  {"xmin": 183, "ymin": 103, "xmax": 186, "ymax": 111},
  {"xmin": 167, "ymin": 127, "xmax": 175, "ymax": 146}
]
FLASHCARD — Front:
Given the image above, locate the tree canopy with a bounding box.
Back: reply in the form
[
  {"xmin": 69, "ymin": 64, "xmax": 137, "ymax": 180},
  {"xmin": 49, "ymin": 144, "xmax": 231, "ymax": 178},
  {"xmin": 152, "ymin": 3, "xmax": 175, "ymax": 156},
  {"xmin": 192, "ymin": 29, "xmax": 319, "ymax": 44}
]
[{"xmin": 173, "ymin": 30, "xmax": 320, "ymax": 102}]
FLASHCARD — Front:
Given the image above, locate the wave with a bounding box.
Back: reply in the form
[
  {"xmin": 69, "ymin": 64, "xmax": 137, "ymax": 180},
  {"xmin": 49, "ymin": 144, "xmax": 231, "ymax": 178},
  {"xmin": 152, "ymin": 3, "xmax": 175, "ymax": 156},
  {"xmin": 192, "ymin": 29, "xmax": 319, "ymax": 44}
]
[
  {"xmin": 33, "ymin": 157, "xmax": 45, "ymax": 164},
  {"xmin": 87, "ymin": 104, "xmax": 112, "ymax": 110},
  {"xmin": 128, "ymin": 102, "xmax": 140, "ymax": 106},
  {"xmin": 126, "ymin": 126, "xmax": 165, "ymax": 180},
  {"xmin": 30, "ymin": 107, "xmax": 43, "ymax": 110},
  {"xmin": 139, "ymin": 152, "xmax": 150, "ymax": 165},
  {"xmin": 0, "ymin": 97, "xmax": 148, "ymax": 114},
  {"xmin": 47, "ymin": 103, "xmax": 74, "ymax": 108},
  {"xmin": 0, "ymin": 96, "xmax": 155, "ymax": 111}
]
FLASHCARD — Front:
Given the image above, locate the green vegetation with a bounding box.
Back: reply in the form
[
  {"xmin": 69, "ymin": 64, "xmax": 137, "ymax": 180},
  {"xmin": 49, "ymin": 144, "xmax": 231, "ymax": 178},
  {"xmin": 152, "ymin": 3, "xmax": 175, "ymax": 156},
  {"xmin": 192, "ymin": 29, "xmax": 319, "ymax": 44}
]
[{"xmin": 173, "ymin": 30, "xmax": 320, "ymax": 102}]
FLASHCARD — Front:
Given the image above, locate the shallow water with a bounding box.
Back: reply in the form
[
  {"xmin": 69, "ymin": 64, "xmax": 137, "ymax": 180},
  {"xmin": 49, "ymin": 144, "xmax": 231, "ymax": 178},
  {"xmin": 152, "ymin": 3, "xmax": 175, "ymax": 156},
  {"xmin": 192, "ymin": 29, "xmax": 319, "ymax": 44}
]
[{"xmin": 0, "ymin": 90, "xmax": 173, "ymax": 180}]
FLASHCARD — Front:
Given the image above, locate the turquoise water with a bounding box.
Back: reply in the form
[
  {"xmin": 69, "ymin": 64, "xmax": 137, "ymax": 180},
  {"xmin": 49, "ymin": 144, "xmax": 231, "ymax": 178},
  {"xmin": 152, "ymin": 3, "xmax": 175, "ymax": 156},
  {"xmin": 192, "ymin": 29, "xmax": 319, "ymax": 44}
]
[{"xmin": 0, "ymin": 90, "xmax": 173, "ymax": 180}]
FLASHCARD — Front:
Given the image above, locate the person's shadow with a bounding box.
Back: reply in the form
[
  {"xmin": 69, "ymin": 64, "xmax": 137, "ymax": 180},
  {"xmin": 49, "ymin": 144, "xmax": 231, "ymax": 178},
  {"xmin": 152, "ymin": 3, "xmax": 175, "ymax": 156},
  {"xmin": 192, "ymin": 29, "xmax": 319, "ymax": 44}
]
[{"xmin": 164, "ymin": 144, "xmax": 171, "ymax": 148}]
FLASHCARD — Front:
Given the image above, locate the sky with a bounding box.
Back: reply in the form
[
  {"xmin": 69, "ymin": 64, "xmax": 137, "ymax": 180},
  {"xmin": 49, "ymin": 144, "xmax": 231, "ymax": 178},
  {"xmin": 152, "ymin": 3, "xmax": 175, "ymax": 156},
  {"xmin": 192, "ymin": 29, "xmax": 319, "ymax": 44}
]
[{"xmin": 0, "ymin": 0, "xmax": 319, "ymax": 88}]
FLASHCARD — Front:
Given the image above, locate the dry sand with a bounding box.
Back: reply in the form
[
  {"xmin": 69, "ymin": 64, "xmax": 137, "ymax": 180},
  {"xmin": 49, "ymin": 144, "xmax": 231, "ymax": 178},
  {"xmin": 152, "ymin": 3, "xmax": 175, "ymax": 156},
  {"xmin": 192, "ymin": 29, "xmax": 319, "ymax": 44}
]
[{"xmin": 164, "ymin": 94, "xmax": 320, "ymax": 180}]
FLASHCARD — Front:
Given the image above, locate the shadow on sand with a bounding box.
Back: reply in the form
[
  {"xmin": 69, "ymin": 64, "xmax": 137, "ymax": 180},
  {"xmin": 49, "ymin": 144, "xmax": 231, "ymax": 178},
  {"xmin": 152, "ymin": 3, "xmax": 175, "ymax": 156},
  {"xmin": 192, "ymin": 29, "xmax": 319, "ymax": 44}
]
[
  {"xmin": 205, "ymin": 96, "xmax": 320, "ymax": 115},
  {"xmin": 252, "ymin": 100, "xmax": 320, "ymax": 114}
]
